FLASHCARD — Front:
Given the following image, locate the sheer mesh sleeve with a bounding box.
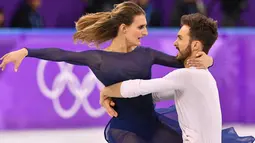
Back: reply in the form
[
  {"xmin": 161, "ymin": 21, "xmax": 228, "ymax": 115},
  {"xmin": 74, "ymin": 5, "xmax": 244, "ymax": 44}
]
[
  {"xmin": 148, "ymin": 48, "xmax": 184, "ymax": 68},
  {"xmin": 26, "ymin": 48, "xmax": 101, "ymax": 68}
]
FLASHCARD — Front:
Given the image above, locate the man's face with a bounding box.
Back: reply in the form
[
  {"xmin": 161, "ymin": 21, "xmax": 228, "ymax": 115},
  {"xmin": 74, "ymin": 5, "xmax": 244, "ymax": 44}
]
[{"xmin": 174, "ymin": 25, "xmax": 192, "ymax": 61}]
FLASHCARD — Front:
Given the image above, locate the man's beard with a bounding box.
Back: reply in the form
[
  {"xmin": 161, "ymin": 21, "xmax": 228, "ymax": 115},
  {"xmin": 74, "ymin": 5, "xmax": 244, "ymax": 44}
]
[{"xmin": 176, "ymin": 43, "xmax": 192, "ymax": 62}]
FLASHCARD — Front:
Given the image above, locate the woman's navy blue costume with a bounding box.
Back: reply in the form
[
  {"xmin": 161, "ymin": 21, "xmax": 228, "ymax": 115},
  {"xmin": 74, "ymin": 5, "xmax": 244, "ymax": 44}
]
[{"xmin": 27, "ymin": 46, "xmax": 254, "ymax": 143}]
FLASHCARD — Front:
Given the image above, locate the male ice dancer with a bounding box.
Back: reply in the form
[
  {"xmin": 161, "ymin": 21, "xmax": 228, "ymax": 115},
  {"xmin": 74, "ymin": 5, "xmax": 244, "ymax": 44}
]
[{"xmin": 100, "ymin": 13, "xmax": 222, "ymax": 143}]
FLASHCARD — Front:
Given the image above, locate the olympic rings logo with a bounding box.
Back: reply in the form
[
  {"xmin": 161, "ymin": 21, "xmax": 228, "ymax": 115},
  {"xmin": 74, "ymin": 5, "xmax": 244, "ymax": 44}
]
[{"xmin": 36, "ymin": 60, "xmax": 105, "ymax": 118}]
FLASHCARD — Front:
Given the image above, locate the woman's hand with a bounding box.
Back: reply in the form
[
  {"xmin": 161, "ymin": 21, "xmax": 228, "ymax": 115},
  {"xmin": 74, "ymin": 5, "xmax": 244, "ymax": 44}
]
[
  {"xmin": 187, "ymin": 52, "xmax": 213, "ymax": 69},
  {"xmin": 0, "ymin": 48, "xmax": 28, "ymax": 72}
]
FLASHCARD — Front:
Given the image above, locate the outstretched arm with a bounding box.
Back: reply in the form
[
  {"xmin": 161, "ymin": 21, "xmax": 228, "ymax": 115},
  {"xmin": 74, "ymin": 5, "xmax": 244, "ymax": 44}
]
[
  {"xmin": 0, "ymin": 48, "xmax": 101, "ymax": 71},
  {"xmin": 26, "ymin": 48, "xmax": 101, "ymax": 65}
]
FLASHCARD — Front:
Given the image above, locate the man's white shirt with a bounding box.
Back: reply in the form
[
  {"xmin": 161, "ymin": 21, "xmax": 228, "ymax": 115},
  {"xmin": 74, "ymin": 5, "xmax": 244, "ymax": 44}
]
[{"xmin": 120, "ymin": 68, "xmax": 222, "ymax": 143}]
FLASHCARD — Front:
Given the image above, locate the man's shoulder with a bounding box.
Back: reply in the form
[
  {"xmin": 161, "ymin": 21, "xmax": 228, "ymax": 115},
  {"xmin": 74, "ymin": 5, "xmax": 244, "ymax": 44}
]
[
  {"xmin": 176, "ymin": 68, "xmax": 209, "ymax": 73},
  {"xmin": 171, "ymin": 68, "xmax": 194, "ymax": 75},
  {"xmin": 164, "ymin": 68, "xmax": 190, "ymax": 79},
  {"xmin": 170, "ymin": 68, "xmax": 211, "ymax": 78}
]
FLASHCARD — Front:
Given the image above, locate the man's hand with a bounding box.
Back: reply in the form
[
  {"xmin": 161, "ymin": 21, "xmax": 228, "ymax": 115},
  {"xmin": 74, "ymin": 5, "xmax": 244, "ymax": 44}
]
[{"xmin": 100, "ymin": 90, "xmax": 118, "ymax": 117}]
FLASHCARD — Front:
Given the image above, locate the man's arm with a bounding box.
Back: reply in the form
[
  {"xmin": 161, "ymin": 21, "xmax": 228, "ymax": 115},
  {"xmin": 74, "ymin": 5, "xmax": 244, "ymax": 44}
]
[
  {"xmin": 152, "ymin": 90, "xmax": 175, "ymax": 103},
  {"xmin": 100, "ymin": 69, "xmax": 188, "ymax": 99}
]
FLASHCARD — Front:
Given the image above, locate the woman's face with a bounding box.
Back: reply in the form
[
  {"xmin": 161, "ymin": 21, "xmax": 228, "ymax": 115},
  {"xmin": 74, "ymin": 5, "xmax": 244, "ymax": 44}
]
[{"xmin": 124, "ymin": 14, "xmax": 148, "ymax": 47}]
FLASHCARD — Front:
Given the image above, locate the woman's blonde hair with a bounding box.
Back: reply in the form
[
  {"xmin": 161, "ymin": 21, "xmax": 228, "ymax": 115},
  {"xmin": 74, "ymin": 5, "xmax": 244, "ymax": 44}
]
[{"xmin": 73, "ymin": 1, "xmax": 145, "ymax": 47}]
